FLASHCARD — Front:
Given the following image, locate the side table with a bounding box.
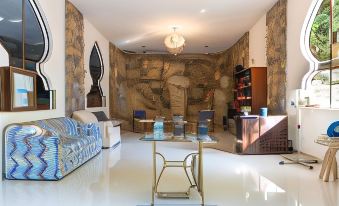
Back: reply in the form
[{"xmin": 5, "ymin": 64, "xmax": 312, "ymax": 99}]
[{"xmin": 315, "ymin": 135, "xmax": 339, "ymax": 182}]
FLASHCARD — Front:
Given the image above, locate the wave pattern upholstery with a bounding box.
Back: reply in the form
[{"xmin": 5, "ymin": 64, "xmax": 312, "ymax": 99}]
[{"xmin": 4, "ymin": 117, "xmax": 102, "ymax": 180}]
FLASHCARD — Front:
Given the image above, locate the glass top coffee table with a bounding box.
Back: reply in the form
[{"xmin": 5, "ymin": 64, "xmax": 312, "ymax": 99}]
[{"xmin": 140, "ymin": 133, "xmax": 217, "ymax": 206}]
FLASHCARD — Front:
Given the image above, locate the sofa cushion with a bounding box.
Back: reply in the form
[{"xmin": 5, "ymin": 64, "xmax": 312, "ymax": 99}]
[
  {"xmin": 72, "ymin": 110, "xmax": 99, "ymax": 124},
  {"xmin": 92, "ymin": 111, "xmax": 109, "ymax": 122}
]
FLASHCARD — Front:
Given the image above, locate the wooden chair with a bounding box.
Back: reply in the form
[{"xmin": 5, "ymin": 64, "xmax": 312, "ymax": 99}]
[
  {"xmin": 133, "ymin": 110, "xmax": 146, "ymax": 133},
  {"xmin": 186, "ymin": 110, "xmax": 215, "ymax": 134},
  {"xmin": 198, "ymin": 110, "xmax": 215, "ymax": 132}
]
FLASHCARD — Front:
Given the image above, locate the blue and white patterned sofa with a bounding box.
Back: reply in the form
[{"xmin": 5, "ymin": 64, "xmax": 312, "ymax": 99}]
[{"xmin": 4, "ymin": 117, "xmax": 102, "ymax": 180}]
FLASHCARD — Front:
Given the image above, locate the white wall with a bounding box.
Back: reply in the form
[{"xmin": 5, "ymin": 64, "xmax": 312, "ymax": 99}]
[
  {"xmin": 300, "ymin": 108, "xmax": 339, "ymax": 159},
  {"xmin": 83, "ymin": 18, "xmax": 110, "ymax": 116},
  {"xmin": 247, "ymin": 0, "xmax": 325, "ymax": 159},
  {"xmin": 285, "ymin": 0, "xmax": 314, "ymax": 152},
  {"xmin": 0, "ymin": 44, "xmax": 9, "ymax": 66},
  {"xmin": 249, "ymin": 14, "xmax": 267, "ymax": 67},
  {"xmin": 0, "ymin": 0, "xmax": 65, "ymax": 180}
]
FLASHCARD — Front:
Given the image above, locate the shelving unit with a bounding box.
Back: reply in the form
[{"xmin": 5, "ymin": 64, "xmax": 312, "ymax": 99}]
[{"xmin": 233, "ymin": 66, "xmax": 267, "ymax": 114}]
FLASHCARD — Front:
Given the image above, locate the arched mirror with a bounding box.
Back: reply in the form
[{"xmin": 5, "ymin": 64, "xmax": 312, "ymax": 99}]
[
  {"xmin": 0, "ymin": 0, "xmax": 53, "ymax": 111},
  {"xmin": 87, "ymin": 42, "xmax": 105, "ymax": 107}
]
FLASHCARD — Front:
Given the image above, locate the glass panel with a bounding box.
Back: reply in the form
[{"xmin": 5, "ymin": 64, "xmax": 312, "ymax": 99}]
[
  {"xmin": 89, "ymin": 46, "xmax": 102, "ymax": 86},
  {"xmin": 309, "ymin": 70, "xmax": 331, "ymax": 107},
  {"xmin": 0, "ymin": 0, "xmax": 23, "ymax": 68},
  {"xmin": 332, "ymin": 0, "xmax": 339, "ymax": 67},
  {"xmin": 24, "ymin": 0, "xmax": 45, "ymax": 71},
  {"xmin": 87, "ymin": 44, "xmax": 104, "ymax": 107},
  {"xmin": 331, "ymin": 69, "xmax": 339, "ymax": 107},
  {"xmin": 24, "ymin": 0, "xmax": 50, "ymax": 109},
  {"xmin": 310, "ymin": 0, "xmax": 331, "ymax": 62}
]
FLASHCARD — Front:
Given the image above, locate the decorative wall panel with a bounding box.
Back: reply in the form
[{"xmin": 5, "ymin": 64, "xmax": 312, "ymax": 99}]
[
  {"xmin": 65, "ymin": 1, "xmax": 85, "ymax": 116},
  {"xmin": 266, "ymin": 0, "xmax": 287, "ymax": 114}
]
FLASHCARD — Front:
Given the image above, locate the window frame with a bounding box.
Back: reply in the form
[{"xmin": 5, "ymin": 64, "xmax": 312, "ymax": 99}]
[{"xmin": 301, "ymin": 0, "xmax": 339, "ymax": 108}]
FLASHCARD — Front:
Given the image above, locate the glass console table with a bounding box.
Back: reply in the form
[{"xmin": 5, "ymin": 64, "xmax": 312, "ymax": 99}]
[{"xmin": 140, "ymin": 133, "xmax": 217, "ymax": 206}]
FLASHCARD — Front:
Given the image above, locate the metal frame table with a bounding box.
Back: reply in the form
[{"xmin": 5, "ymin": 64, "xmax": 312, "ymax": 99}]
[{"xmin": 140, "ymin": 133, "xmax": 217, "ymax": 206}]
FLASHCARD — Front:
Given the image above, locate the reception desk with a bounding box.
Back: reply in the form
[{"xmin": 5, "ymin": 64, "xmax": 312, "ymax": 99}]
[{"xmin": 235, "ymin": 115, "xmax": 288, "ymax": 154}]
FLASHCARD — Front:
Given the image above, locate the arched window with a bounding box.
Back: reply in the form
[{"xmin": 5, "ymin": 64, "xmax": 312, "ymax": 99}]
[
  {"xmin": 87, "ymin": 42, "xmax": 105, "ymax": 107},
  {"xmin": 0, "ymin": 0, "xmax": 52, "ymax": 110},
  {"xmin": 302, "ymin": 0, "xmax": 339, "ymax": 108}
]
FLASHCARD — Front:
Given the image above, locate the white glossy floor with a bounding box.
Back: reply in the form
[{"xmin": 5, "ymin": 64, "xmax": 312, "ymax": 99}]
[{"xmin": 1, "ymin": 131, "xmax": 338, "ymax": 206}]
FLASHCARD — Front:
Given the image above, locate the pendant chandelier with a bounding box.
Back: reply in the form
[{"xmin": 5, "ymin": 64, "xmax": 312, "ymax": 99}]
[{"xmin": 164, "ymin": 27, "xmax": 185, "ymax": 55}]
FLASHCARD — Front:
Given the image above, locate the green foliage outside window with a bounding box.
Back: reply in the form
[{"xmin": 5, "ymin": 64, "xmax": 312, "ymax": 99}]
[
  {"xmin": 310, "ymin": 0, "xmax": 339, "ymax": 61},
  {"xmin": 310, "ymin": 0, "xmax": 330, "ymax": 61},
  {"xmin": 334, "ymin": 0, "xmax": 339, "ymax": 32}
]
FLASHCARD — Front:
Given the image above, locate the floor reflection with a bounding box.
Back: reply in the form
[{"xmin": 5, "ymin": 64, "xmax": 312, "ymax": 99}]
[
  {"xmin": 0, "ymin": 132, "xmax": 338, "ymax": 206},
  {"xmin": 1, "ymin": 145, "xmax": 122, "ymax": 206}
]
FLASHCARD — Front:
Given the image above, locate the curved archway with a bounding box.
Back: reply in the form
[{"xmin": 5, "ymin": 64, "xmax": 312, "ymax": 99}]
[
  {"xmin": 301, "ymin": 0, "xmax": 339, "ymax": 107},
  {"xmin": 301, "ymin": 0, "xmax": 329, "ymax": 89},
  {"xmin": 87, "ymin": 42, "xmax": 105, "ymax": 107}
]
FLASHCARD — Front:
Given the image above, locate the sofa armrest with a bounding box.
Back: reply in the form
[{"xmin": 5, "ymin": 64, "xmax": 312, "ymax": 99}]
[
  {"xmin": 4, "ymin": 124, "xmax": 62, "ymax": 180},
  {"xmin": 109, "ymin": 120, "xmax": 121, "ymax": 127},
  {"xmin": 5, "ymin": 124, "xmax": 56, "ymax": 144}
]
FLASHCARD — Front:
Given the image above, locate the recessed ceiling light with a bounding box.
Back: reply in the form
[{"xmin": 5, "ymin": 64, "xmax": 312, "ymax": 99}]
[
  {"xmin": 0, "ymin": 17, "xmax": 4, "ymax": 22},
  {"xmin": 200, "ymin": 9, "xmax": 206, "ymax": 13},
  {"xmin": 9, "ymin": 19, "xmax": 22, "ymax": 23}
]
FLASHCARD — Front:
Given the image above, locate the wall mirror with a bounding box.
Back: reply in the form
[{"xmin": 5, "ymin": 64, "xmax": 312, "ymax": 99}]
[
  {"xmin": 0, "ymin": 0, "xmax": 54, "ymax": 111},
  {"xmin": 87, "ymin": 42, "xmax": 105, "ymax": 108}
]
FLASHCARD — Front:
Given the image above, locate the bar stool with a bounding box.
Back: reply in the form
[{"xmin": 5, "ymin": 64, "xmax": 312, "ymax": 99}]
[{"xmin": 315, "ymin": 136, "xmax": 339, "ymax": 182}]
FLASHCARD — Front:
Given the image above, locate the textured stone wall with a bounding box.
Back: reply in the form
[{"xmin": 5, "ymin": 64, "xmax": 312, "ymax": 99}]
[
  {"xmin": 266, "ymin": 0, "xmax": 287, "ymax": 114},
  {"xmin": 65, "ymin": 1, "xmax": 85, "ymax": 117},
  {"xmin": 109, "ymin": 46, "xmax": 234, "ymax": 130},
  {"xmin": 109, "ymin": 43, "xmax": 129, "ymax": 124},
  {"xmin": 223, "ymin": 32, "xmax": 250, "ymax": 72},
  {"xmin": 109, "ymin": 31, "xmax": 250, "ymax": 131}
]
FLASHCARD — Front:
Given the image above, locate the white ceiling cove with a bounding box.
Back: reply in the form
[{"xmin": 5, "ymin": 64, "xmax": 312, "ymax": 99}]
[{"xmin": 69, "ymin": 0, "xmax": 278, "ymax": 54}]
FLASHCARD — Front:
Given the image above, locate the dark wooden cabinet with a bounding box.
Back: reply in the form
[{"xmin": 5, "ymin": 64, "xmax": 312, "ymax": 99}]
[
  {"xmin": 236, "ymin": 115, "xmax": 288, "ymax": 154},
  {"xmin": 234, "ymin": 67, "xmax": 267, "ymax": 115}
]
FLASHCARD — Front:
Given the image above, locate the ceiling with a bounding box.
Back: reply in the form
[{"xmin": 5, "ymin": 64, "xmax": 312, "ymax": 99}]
[{"xmin": 69, "ymin": 0, "xmax": 278, "ymax": 54}]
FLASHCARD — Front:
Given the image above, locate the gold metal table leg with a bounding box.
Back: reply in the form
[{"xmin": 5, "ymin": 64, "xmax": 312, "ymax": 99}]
[
  {"xmin": 150, "ymin": 141, "xmax": 205, "ymax": 205},
  {"xmin": 152, "ymin": 141, "xmax": 156, "ymax": 205},
  {"xmin": 198, "ymin": 141, "xmax": 204, "ymax": 205},
  {"xmin": 154, "ymin": 152, "xmax": 198, "ymax": 198}
]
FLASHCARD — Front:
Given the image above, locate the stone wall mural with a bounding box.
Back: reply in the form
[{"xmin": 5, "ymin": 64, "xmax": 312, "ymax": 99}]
[
  {"xmin": 65, "ymin": 1, "xmax": 85, "ymax": 117},
  {"xmin": 109, "ymin": 46, "xmax": 235, "ymax": 130},
  {"xmin": 266, "ymin": 0, "xmax": 287, "ymax": 114}
]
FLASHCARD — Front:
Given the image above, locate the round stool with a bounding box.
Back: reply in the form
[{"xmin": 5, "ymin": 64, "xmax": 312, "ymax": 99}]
[{"xmin": 316, "ymin": 136, "xmax": 339, "ymax": 182}]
